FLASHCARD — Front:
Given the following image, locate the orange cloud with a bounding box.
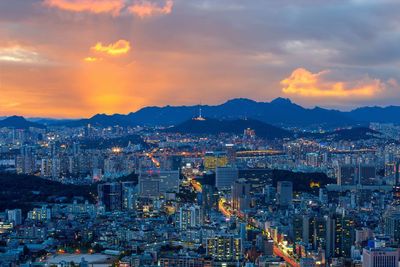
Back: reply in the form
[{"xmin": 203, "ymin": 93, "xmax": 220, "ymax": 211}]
[
  {"xmin": 91, "ymin": 40, "xmax": 131, "ymax": 56},
  {"xmin": 43, "ymin": 0, "xmax": 124, "ymax": 15},
  {"xmin": 281, "ymin": 68, "xmax": 384, "ymax": 98},
  {"xmin": 83, "ymin": 56, "xmax": 102, "ymax": 62},
  {"xmin": 128, "ymin": 0, "xmax": 173, "ymax": 18}
]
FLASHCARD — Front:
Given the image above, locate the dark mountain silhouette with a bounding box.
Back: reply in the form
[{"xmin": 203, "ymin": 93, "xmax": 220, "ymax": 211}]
[
  {"xmin": 346, "ymin": 106, "xmax": 400, "ymax": 123},
  {"xmin": 15, "ymin": 97, "xmax": 400, "ymax": 128},
  {"xmin": 0, "ymin": 116, "xmax": 45, "ymax": 129},
  {"xmin": 165, "ymin": 118, "xmax": 293, "ymax": 139},
  {"xmin": 59, "ymin": 98, "xmax": 357, "ymax": 127}
]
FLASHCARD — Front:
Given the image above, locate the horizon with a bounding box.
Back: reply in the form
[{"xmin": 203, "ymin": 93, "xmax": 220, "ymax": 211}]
[
  {"xmin": 1, "ymin": 1, "xmax": 400, "ymax": 118},
  {"xmin": 0, "ymin": 96, "xmax": 398, "ymax": 120}
]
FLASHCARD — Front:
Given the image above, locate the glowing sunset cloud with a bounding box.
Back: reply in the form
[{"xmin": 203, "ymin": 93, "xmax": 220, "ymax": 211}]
[
  {"xmin": 83, "ymin": 57, "xmax": 102, "ymax": 62},
  {"xmin": 0, "ymin": 46, "xmax": 43, "ymax": 64},
  {"xmin": 128, "ymin": 0, "xmax": 173, "ymax": 18},
  {"xmin": 91, "ymin": 40, "xmax": 131, "ymax": 56},
  {"xmin": 281, "ymin": 68, "xmax": 384, "ymax": 98},
  {"xmin": 43, "ymin": 0, "xmax": 124, "ymax": 15}
]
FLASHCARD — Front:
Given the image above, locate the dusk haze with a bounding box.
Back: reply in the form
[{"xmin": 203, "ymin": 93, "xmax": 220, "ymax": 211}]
[{"xmin": 1, "ymin": 1, "xmax": 400, "ymax": 267}]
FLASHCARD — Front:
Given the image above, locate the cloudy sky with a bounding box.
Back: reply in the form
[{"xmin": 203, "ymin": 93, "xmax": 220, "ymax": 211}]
[{"xmin": 0, "ymin": 0, "xmax": 399, "ymax": 117}]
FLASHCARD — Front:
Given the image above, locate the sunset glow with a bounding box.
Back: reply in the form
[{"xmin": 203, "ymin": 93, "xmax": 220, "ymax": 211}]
[
  {"xmin": 0, "ymin": 1, "xmax": 400, "ymax": 118},
  {"xmin": 281, "ymin": 68, "xmax": 383, "ymax": 98},
  {"xmin": 91, "ymin": 40, "xmax": 131, "ymax": 56}
]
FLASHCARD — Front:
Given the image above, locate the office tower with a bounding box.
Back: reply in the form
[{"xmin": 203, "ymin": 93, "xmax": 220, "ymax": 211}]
[
  {"xmin": 98, "ymin": 183, "xmax": 122, "ymax": 211},
  {"xmin": 178, "ymin": 204, "xmax": 202, "ymax": 230},
  {"xmin": 276, "ymin": 181, "xmax": 293, "ymax": 207},
  {"xmin": 292, "ymin": 215, "xmax": 304, "ymax": 243},
  {"xmin": 326, "ymin": 215, "xmax": 355, "ymax": 258},
  {"xmin": 256, "ymin": 235, "xmax": 274, "ymax": 256},
  {"xmin": 201, "ymin": 184, "xmax": 217, "ymax": 209},
  {"xmin": 359, "ymin": 164, "xmax": 376, "ymax": 185},
  {"xmin": 362, "ymin": 247, "xmax": 398, "ymax": 267},
  {"xmin": 138, "ymin": 170, "xmax": 180, "ymax": 197},
  {"xmin": 264, "ymin": 185, "xmax": 276, "ymax": 204},
  {"xmin": 231, "ymin": 179, "xmax": 250, "ymax": 213},
  {"xmin": 27, "ymin": 206, "xmax": 51, "ymax": 222},
  {"xmin": 384, "ymin": 212, "xmax": 400, "ymax": 243},
  {"xmin": 204, "ymin": 151, "xmax": 228, "ymax": 170},
  {"xmin": 122, "ymin": 182, "xmax": 137, "ymax": 211},
  {"xmin": 16, "ymin": 145, "xmax": 35, "ymax": 174},
  {"xmin": 215, "ymin": 166, "xmax": 239, "ymax": 189},
  {"xmin": 302, "ymin": 215, "xmax": 315, "ymax": 246},
  {"xmin": 313, "ymin": 216, "xmax": 327, "ymax": 251},
  {"xmin": 6, "ymin": 209, "xmax": 22, "ymax": 225},
  {"xmin": 206, "ymin": 234, "xmax": 242, "ymax": 261},
  {"xmin": 338, "ymin": 165, "xmax": 356, "ymax": 185}
]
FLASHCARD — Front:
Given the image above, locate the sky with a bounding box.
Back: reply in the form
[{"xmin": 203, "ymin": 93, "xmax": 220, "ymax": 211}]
[{"xmin": 0, "ymin": 0, "xmax": 400, "ymax": 118}]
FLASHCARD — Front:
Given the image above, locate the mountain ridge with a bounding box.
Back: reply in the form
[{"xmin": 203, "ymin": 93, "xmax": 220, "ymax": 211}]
[{"xmin": 2, "ymin": 97, "xmax": 400, "ymax": 128}]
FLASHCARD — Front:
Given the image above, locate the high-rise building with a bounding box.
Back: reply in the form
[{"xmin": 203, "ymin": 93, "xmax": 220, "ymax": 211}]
[
  {"xmin": 138, "ymin": 170, "xmax": 180, "ymax": 197},
  {"xmin": 326, "ymin": 214, "xmax": 355, "ymax": 258},
  {"xmin": 16, "ymin": 145, "xmax": 35, "ymax": 175},
  {"xmin": 122, "ymin": 182, "xmax": 137, "ymax": 211},
  {"xmin": 362, "ymin": 247, "xmax": 398, "ymax": 267},
  {"xmin": 255, "ymin": 235, "xmax": 274, "ymax": 256},
  {"xmin": 292, "ymin": 215, "xmax": 303, "ymax": 243},
  {"xmin": 215, "ymin": 166, "xmax": 239, "ymax": 190},
  {"xmin": 98, "ymin": 183, "xmax": 122, "ymax": 211},
  {"xmin": 27, "ymin": 206, "xmax": 51, "ymax": 222},
  {"xmin": 384, "ymin": 212, "xmax": 400, "ymax": 243},
  {"xmin": 204, "ymin": 152, "xmax": 228, "ymax": 171},
  {"xmin": 178, "ymin": 204, "xmax": 202, "ymax": 230},
  {"xmin": 231, "ymin": 179, "xmax": 250, "ymax": 214},
  {"xmin": 338, "ymin": 165, "xmax": 357, "ymax": 185},
  {"xmin": 359, "ymin": 164, "xmax": 376, "ymax": 185},
  {"xmin": 6, "ymin": 209, "xmax": 22, "ymax": 225},
  {"xmin": 206, "ymin": 234, "xmax": 242, "ymax": 261},
  {"xmin": 276, "ymin": 181, "xmax": 293, "ymax": 207}
]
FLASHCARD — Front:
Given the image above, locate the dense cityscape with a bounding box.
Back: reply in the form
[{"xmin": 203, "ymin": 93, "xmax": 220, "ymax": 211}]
[
  {"xmin": 2, "ymin": 0, "xmax": 400, "ymax": 266},
  {"xmin": 1, "ymin": 104, "xmax": 400, "ymax": 267}
]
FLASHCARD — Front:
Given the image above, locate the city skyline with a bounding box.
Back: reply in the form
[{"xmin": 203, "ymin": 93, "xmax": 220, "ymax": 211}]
[{"xmin": 1, "ymin": 0, "xmax": 400, "ymax": 117}]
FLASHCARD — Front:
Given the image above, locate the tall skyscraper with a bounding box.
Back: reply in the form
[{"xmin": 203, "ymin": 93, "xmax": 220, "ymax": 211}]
[
  {"xmin": 384, "ymin": 212, "xmax": 400, "ymax": 243},
  {"xmin": 276, "ymin": 181, "xmax": 293, "ymax": 207},
  {"xmin": 98, "ymin": 183, "xmax": 122, "ymax": 211},
  {"xmin": 121, "ymin": 182, "xmax": 137, "ymax": 211},
  {"xmin": 215, "ymin": 166, "xmax": 239, "ymax": 190},
  {"xmin": 359, "ymin": 164, "xmax": 376, "ymax": 185},
  {"xmin": 326, "ymin": 214, "xmax": 355, "ymax": 258},
  {"xmin": 231, "ymin": 179, "xmax": 250, "ymax": 214},
  {"xmin": 337, "ymin": 165, "xmax": 356, "ymax": 185}
]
